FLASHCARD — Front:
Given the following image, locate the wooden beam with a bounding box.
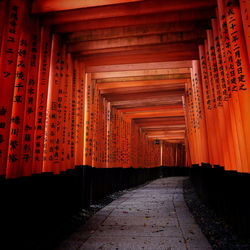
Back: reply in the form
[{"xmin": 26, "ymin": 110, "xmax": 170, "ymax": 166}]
[
  {"xmin": 65, "ymin": 21, "xmax": 210, "ymax": 43},
  {"xmin": 73, "ymin": 41, "xmax": 201, "ymax": 58},
  {"xmin": 68, "ymin": 32, "xmax": 205, "ymax": 52},
  {"xmin": 118, "ymin": 105, "xmax": 183, "ymax": 113},
  {"xmin": 97, "ymin": 73, "xmax": 190, "ymax": 84},
  {"xmin": 100, "ymin": 85, "xmax": 185, "ymax": 95},
  {"xmin": 111, "ymin": 98, "xmax": 182, "ymax": 108},
  {"xmin": 32, "ymin": 0, "xmax": 144, "ymax": 13},
  {"xmin": 86, "ymin": 61, "xmax": 192, "ymax": 73},
  {"xmin": 141, "ymin": 125, "xmax": 186, "ymax": 130},
  {"xmin": 134, "ymin": 118, "xmax": 185, "ymax": 126},
  {"xmin": 147, "ymin": 134, "xmax": 184, "ymax": 139},
  {"xmin": 41, "ymin": 0, "xmax": 216, "ymax": 25},
  {"xmin": 135, "ymin": 117, "xmax": 185, "ymax": 123},
  {"xmin": 79, "ymin": 50, "xmax": 199, "ymax": 66},
  {"xmin": 97, "ymin": 78, "xmax": 189, "ymax": 90},
  {"xmin": 104, "ymin": 90, "xmax": 184, "ymax": 102},
  {"xmin": 145, "ymin": 130, "xmax": 185, "ymax": 135},
  {"xmin": 53, "ymin": 8, "xmax": 216, "ymax": 33},
  {"xmin": 123, "ymin": 109, "xmax": 184, "ymax": 119},
  {"xmin": 92, "ymin": 68, "xmax": 190, "ymax": 79}
]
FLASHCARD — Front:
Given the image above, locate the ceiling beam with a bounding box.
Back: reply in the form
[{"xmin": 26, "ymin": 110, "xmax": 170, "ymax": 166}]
[
  {"xmin": 65, "ymin": 21, "xmax": 209, "ymax": 43},
  {"xmin": 123, "ymin": 109, "xmax": 184, "ymax": 119},
  {"xmin": 73, "ymin": 41, "xmax": 201, "ymax": 58},
  {"xmin": 79, "ymin": 50, "xmax": 198, "ymax": 66},
  {"xmin": 100, "ymin": 85, "xmax": 185, "ymax": 95},
  {"xmin": 111, "ymin": 98, "xmax": 182, "ymax": 108},
  {"xmin": 92, "ymin": 68, "xmax": 190, "ymax": 80},
  {"xmin": 97, "ymin": 74, "xmax": 189, "ymax": 84},
  {"xmin": 41, "ymin": 0, "xmax": 216, "ymax": 25},
  {"xmin": 97, "ymin": 78, "xmax": 188, "ymax": 90},
  {"xmin": 86, "ymin": 61, "xmax": 192, "ymax": 73},
  {"xmin": 104, "ymin": 90, "xmax": 184, "ymax": 102},
  {"xmin": 32, "ymin": 0, "xmax": 144, "ymax": 13},
  {"xmin": 53, "ymin": 8, "xmax": 216, "ymax": 33},
  {"xmin": 68, "ymin": 32, "xmax": 205, "ymax": 52}
]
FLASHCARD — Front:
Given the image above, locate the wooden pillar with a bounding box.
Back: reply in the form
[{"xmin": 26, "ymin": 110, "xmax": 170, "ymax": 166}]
[
  {"xmin": 191, "ymin": 60, "xmax": 210, "ymax": 165},
  {"xmin": 0, "ymin": 0, "xmax": 25, "ymax": 175},
  {"xmin": 224, "ymin": 0, "xmax": 250, "ymax": 172},
  {"xmin": 84, "ymin": 73, "xmax": 93, "ymax": 166},
  {"xmin": 6, "ymin": 19, "xmax": 31, "ymax": 178},
  {"xmin": 239, "ymin": 0, "xmax": 250, "ymax": 63},
  {"xmin": 185, "ymin": 80, "xmax": 199, "ymax": 165},
  {"xmin": 32, "ymin": 26, "xmax": 52, "ymax": 174},
  {"xmin": 207, "ymin": 29, "xmax": 232, "ymax": 170},
  {"xmin": 212, "ymin": 18, "xmax": 238, "ymax": 170},
  {"xmin": 217, "ymin": 2, "xmax": 248, "ymax": 172},
  {"xmin": 205, "ymin": 37, "xmax": 224, "ymax": 167},
  {"xmin": 20, "ymin": 19, "xmax": 41, "ymax": 176},
  {"xmin": 42, "ymin": 34, "xmax": 61, "ymax": 174},
  {"xmin": 199, "ymin": 45, "xmax": 220, "ymax": 166}
]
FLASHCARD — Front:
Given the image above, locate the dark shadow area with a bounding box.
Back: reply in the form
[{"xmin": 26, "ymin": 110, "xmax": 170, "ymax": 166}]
[
  {"xmin": 187, "ymin": 165, "xmax": 250, "ymax": 249},
  {"xmin": 0, "ymin": 166, "xmax": 189, "ymax": 249}
]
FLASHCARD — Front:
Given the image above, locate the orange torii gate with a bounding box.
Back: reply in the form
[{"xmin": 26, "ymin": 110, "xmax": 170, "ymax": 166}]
[{"xmin": 1, "ymin": 0, "xmax": 250, "ymax": 180}]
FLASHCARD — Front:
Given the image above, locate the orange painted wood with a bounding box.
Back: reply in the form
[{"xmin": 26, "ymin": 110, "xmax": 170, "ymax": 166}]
[
  {"xmin": 65, "ymin": 21, "xmax": 209, "ymax": 44},
  {"xmin": 97, "ymin": 79, "xmax": 188, "ymax": 90},
  {"xmin": 106, "ymin": 101, "xmax": 111, "ymax": 168},
  {"xmin": 191, "ymin": 60, "xmax": 210, "ymax": 164},
  {"xmin": 32, "ymin": 0, "xmax": 144, "ymax": 13},
  {"xmin": 54, "ymin": 9, "xmax": 216, "ymax": 33},
  {"xmin": 41, "ymin": 0, "xmax": 216, "ymax": 25},
  {"xmin": 224, "ymin": 0, "xmax": 250, "ymax": 172},
  {"xmin": 217, "ymin": 1, "xmax": 248, "ymax": 172},
  {"xmin": 0, "ymin": 0, "xmax": 25, "ymax": 175},
  {"xmin": 104, "ymin": 90, "xmax": 184, "ymax": 102},
  {"xmin": 69, "ymin": 33, "xmax": 205, "ymax": 52},
  {"xmin": 199, "ymin": 45, "xmax": 220, "ymax": 166},
  {"xmin": 43, "ymin": 34, "xmax": 61, "ymax": 174},
  {"xmin": 32, "ymin": 26, "xmax": 52, "ymax": 174},
  {"xmin": 239, "ymin": 0, "xmax": 250, "ymax": 63},
  {"xmin": 92, "ymin": 68, "xmax": 190, "ymax": 80},
  {"xmin": 212, "ymin": 19, "xmax": 238, "ymax": 170},
  {"xmin": 75, "ymin": 62, "xmax": 85, "ymax": 166},
  {"xmin": 123, "ymin": 109, "xmax": 184, "ymax": 119},
  {"xmin": 0, "ymin": 0, "xmax": 7, "ymax": 55},
  {"xmin": 79, "ymin": 49, "xmax": 199, "ymax": 66},
  {"xmin": 6, "ymin": 21, "xmax": 31, "ymax": 179},
  {"xmin": 204, "ymin": 39, "xmax": 224, "ymax": 166},
  {"xmin": 83, "ymin": 73, "xmax": 93, "ymax": 166},
  {"xmin": 100, "ymin": 84, "xmax": 185, "ymax": 95},
  {"xmin": 20, "ymin": 19, "xmax": 41, "ymax": 176},
  {"xmin": 64, "ymin": 53, "xmax": 74, "ymax": 170},
  {"xmin": 72, "ymin": 42, "xmax": 201, "ymax": 58},
  {"xmin": 55, "ymin": 44, "xmax": 67, "ymax": 172},
  {"xmin": 87, "ymin": 61, "xmax": 192, "ymax": 73},
  {"xmin": 185, "ymin": 80, "xmax": 199, "ymax": 165},
  {"xmin": 57, "ymin": 44, "xmax": 67, "ymax": 171},
  {"xmin": 207, "ymin": 29, "xmax": 231, "ymax": 169},
  {"xmin": 68, "ymin": 59, "xmax": 78, "ymax": 168}
]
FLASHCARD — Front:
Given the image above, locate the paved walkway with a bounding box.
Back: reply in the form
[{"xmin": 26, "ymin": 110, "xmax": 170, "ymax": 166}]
[{"xmin": 58, "ymin": 177, "xmax": 212, "ymax": 250}]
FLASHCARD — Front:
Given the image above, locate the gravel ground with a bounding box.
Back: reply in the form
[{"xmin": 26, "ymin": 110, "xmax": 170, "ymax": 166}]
[{"xmin": 183, "ymin": 178, "xmax": 250, "ymax": 250}]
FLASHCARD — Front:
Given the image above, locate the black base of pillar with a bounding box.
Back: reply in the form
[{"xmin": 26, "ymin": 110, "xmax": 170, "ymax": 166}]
[{"xmin": 189, "ymin": 165, "xmax": 250, "ymax": 239}]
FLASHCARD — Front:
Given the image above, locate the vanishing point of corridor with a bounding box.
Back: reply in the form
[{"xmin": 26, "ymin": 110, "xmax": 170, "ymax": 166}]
[{"xmin": 1, "ymin": 0, "xmax": 250, "ymax": 249}]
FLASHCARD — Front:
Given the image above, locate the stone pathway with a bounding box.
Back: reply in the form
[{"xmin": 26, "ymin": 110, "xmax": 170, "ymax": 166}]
[{"xmin": 58, "ymin": 177, "xmax": 212, "ymax": 250}]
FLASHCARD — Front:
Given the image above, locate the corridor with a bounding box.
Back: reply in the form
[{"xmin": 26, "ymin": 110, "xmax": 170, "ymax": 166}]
[
  {"xmin": 59, "ymin": 177, "xmax": 211, "ymax": 250},
  {"xmin": 0, "ymin": 0, "xmax": 250, "ymax": 248}
]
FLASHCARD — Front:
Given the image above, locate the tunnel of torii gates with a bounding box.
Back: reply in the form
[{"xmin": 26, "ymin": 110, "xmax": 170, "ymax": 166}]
[{"xmin": 0, "ymin": 0, "xmax": 249, "ymax": 180}]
